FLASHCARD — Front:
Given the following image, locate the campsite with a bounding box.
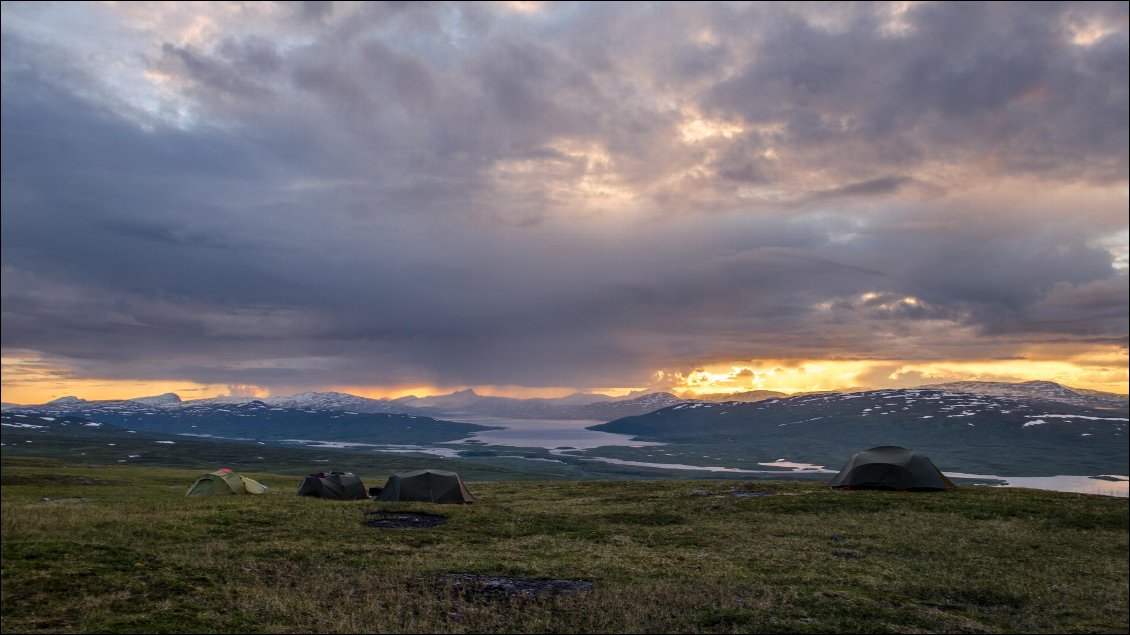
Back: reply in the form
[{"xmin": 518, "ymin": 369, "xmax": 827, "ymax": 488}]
[
  {"xmin": 1, "ymin": 456, "xmax": 1126, "ymax": 633},
  {"xmin": 2, "ymin": 2, "xmax": 1129, "ymax": 633}
]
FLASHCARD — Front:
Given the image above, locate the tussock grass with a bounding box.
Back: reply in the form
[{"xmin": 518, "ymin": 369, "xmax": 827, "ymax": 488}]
[{"xmin": 1, "ymin": 457, "xmax": 1126, "ymax": 633}]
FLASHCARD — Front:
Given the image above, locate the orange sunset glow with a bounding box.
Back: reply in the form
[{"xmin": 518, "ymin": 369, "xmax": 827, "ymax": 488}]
[{"xmin": 5, "ymin": 352, "xmax": 1125, "ymax": 406}]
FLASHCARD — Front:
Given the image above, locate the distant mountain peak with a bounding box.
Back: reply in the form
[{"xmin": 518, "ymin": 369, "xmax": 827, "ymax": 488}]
[
  {"xmin": 131, "ymin": 393, "xmax": 182, "ymax": 405},
  {"xmin": 47, "ymin": 396, "xmax": 85, "ymax": 405},
  {"xmin": 551, "ymin": 391, "xmax": 614, "ymax": 406},
  {"xmin": 404, "ymin": 388, "xmax": 484, "ymax": 410},
  {"xmin": 263, "ymin": 392, "xmax": 383, "ymax": 409},
  {"xmin": 919, "ymin": 380, "xmax": 1126, "ymax": 409},
  {"xmin": 286, "ymin": 390, "xmax": 355, "ymax": 399},
  {"xmin": 630, "ymin": 391, "xmax": 677, "ymax": 400},
  {"xmin": 694, "ymin": 389, "xmax": 788, "ymax": 403}
]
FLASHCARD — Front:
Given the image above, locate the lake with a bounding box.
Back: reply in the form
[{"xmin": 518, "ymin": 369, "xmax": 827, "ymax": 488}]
[{"xmin": 438, "ymin": 416, "xmax": 666, "ymax": 450}]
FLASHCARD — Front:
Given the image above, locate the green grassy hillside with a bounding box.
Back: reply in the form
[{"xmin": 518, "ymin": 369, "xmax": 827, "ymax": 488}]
[{"xmin": 2, "ymin": 457, "xmax": 1127, "ymax": 633}]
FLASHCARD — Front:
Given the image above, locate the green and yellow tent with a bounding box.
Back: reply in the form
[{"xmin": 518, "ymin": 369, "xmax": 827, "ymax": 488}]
[{"xmin": 185, "ymin": 468, "xmax": 267, "ymax": 497}]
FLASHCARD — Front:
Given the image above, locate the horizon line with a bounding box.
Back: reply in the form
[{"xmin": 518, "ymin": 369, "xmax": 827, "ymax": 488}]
[{"xmin": 4, "ymin": 379, "xmax": 1128, "ymax": 407}]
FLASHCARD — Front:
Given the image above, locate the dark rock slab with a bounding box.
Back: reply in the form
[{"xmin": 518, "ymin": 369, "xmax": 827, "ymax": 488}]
[
  {"xmin": 439, "ymin": 574, "xmax": 593, "ymax": 599},
  {"xmin": 365, "ymin": 511, "xmax": 447, "ymax": 528},
  {"xmin": 730, "ymin": 491, "xmax": 773, "ymax": 498}
]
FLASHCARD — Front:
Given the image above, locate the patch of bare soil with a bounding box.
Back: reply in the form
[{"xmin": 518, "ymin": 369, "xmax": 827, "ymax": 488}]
[
  {"xmin": 439, "ymin": 574, "xmax": 594, "ymax": 600},
  {"xmin": 365, "ymin": 511, "xmax": 447, "ymax": 528},
  {"xmin": 689, "ymin": 488, "xmax": 777, "ymax": 498}
]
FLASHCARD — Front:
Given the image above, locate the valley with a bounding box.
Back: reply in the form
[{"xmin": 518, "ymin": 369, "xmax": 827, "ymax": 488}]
[{"xmin": 4, "ymin": 381, "xmax": 1126, "ymax": 495}]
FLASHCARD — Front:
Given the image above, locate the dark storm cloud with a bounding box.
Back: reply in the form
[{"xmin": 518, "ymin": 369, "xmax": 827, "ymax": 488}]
[
  {"xmin": 1, "ymin": 2, "xmax": 1126, "ymax": 392},
  {"xmin": 808, "ymin": 176, "xmax": 912, "ymax": 201},
  {"xmin": 706, "ymin": 2, "xmax": 1129, "ymax": 186}
]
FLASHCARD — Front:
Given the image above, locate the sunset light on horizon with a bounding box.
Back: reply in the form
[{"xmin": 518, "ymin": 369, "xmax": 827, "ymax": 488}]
[{"xmin": 4, "ymin": 351, "xmax": 1126, "ymax": 406}]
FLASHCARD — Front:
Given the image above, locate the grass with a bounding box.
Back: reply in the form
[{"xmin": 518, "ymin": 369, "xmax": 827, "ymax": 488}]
[{"xmin": 1, "ymin": 456, "xmax": 1127, "ymax": 633}]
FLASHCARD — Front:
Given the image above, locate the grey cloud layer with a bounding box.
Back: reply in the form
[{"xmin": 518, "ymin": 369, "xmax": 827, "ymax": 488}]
[{"xmin": 2, "ymin": 2, "xmax": 1126, "ymax": 390}]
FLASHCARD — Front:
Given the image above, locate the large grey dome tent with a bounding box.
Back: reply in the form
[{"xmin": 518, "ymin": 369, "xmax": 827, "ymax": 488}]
[
  {"xmin": 377, "ymin": 469, "xmax": 476, "ymax": 504},
  {"xmin": 829, "ymin": 446, "xmax": 955, "ymax": 491},
  {"xmin": 296, "ymin": 471, "xmax": 369, "ymax": 500}
]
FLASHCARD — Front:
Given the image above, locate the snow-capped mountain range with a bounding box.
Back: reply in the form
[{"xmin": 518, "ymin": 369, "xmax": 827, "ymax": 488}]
[
  {"xmin": 920, "ymin": 381, "xmax": 1127, "ymax": 410},
  {"xmin": 4, "ymin": 389, "xmax": 687, "ymax": 422},
  {"xmin": 7, "ymin": 380, "xmax": 1123, "ymax": 420},
  {"xmin": 3, "ymin": 381, "xmax": 1126, "ymax": 477}
]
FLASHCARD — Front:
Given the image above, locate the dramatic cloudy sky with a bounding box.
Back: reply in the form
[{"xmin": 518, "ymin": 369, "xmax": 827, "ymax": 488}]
[{"xmin": 2, "ymin": 1, "xmax": 1127, "ymax": 402}]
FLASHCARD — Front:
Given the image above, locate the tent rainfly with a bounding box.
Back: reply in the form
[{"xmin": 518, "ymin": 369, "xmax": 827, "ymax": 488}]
[
  {"xmin": 185, "ymin": 468, "xmax": 267, "ymax": 497},
  {"xmin": 377, "ymin": 469, "xmax": 476, "ymax": 504},
  {"xmin": 296, "ymin": 471, "xmax": 369, "ymax": 499},
  {"xmin": 829, "ymin": 446, "xmax": 955, "ymax": 491}
]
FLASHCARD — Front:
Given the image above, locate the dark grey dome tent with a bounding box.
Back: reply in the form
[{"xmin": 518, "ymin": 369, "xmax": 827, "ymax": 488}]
[
  {"xmin": 829, "ymin": 446, "xmax": 955, "ymax": 491},
  {"xmin": 296, "ymin": 471, "xmax": 370, "ymax": 500},
  {"xmin": 377, "ymin": 469, "xmax": 475, "ymax": 504}
]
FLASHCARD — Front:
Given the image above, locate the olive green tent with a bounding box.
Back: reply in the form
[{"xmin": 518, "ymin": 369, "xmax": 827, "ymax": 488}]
[
  {"xmin": 296, "ymin": 471, "xmax": 369, "ymax": 499},
  {"xmin": 185, "ymin": 468, "xmax": 267, "ymax": 497},
  {"xmin": 377, "ymin": 469, "xmax": 475, "ymax": 504},
  {"xmin": 829, "ymin": 446, "xmax": 955, "ymax": 491}
]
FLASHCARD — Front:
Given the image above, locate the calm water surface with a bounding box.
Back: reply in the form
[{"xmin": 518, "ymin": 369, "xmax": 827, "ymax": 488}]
[{"xmin": 442, "ymin": 416, "xmax": 664, "ymax": 450}]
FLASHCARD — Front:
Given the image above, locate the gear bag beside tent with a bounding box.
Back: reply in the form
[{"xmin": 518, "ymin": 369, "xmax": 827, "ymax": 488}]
[
  {"xmin": 185, "ymin": 468, "xmax": 267, "ymax": 497},
  {"xmin": 829, "ymin": 446, "xmax": 955, "ymax": 491},
  {"xmin": 377, "ymin": 469, "xmax": 475, "ymax": 503}
]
